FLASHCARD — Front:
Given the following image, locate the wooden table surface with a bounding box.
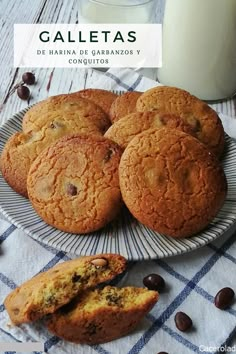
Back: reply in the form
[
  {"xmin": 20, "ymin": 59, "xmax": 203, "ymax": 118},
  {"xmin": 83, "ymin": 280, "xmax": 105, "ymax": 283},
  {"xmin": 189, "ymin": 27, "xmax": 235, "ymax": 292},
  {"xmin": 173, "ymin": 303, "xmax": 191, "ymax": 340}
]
[{"xmin": 0, "ymin": 0, "xmax": 165, "ymax": 125}]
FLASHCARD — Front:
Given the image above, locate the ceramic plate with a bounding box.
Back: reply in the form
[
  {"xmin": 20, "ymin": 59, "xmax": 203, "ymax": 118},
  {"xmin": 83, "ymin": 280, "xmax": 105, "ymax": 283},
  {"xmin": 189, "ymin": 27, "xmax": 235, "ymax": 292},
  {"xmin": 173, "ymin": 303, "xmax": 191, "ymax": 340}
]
[{"xmin": 0, "ymin": 107, "xmax": 236, "ymax": 260}]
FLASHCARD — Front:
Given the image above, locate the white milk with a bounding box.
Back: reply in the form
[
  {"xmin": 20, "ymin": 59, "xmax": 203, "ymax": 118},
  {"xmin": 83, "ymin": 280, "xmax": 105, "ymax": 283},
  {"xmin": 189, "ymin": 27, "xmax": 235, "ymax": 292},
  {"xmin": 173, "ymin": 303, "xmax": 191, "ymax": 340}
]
[
  {"xmin": 157, "ymin": 0, "xmax": 236, "ymax": 100},
  {"xmin": 79, "ymin": 0, "xmax": 152, "ymax": 24}
]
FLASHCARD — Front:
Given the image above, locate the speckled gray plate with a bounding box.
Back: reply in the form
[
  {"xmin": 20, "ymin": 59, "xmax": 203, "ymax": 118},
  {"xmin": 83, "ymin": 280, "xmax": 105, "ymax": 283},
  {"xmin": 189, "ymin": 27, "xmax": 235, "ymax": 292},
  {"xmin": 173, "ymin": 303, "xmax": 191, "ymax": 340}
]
[{"xmin": 0, "ymin": 106, "xmax": 236, "ymax": 260}]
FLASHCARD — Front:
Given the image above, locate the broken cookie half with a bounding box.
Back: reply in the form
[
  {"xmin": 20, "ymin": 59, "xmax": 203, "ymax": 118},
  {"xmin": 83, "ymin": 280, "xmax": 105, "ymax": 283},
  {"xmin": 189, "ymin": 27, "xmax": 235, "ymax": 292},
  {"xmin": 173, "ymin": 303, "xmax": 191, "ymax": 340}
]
[
  {"xmin": 4, "ymin": 254, "xmax": 158, "ymax": 344},
  {"xmin": 4, "ymin": 254, "xmax": 127, "ymax": 325},
  {"xmin": 46, "ymin": 285, "xmax": 158, "ymax": 344}
]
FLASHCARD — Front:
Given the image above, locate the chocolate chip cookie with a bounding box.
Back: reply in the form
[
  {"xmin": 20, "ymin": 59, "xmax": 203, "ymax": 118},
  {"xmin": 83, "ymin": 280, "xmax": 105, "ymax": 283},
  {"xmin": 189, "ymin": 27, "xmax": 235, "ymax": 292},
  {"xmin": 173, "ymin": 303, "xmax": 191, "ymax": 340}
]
[
  {"xmin": 0, "ymin": 115, "xmax": 105, "ymax": 197},
  {"xmin": 76, "ymin": 88, "xmax": 118, "ymax": 117},
  {"xmin": 46, "ymin": 285, "xmax": 158, "ymax": 344},
  {"xmin": 109, "ymin": 91, "xmax": 142, "ymax": 123},
  {"xmin": 136, "ymin": 86, "xmax": 225, "ymax": 157},
  {"xmin": 22, "ymin": 94, "xmax": 110, "ymax": 134},
  {"xmin": 105, "ymin": 111, "xmax": 196, "ymax": 150},
  {"xmin": 27, "ymin": 134, "xmax": 123, "ymax": 233},
  {"xmin": 119, "ymin": 128, "xmax": 227, "ymax": 238}
]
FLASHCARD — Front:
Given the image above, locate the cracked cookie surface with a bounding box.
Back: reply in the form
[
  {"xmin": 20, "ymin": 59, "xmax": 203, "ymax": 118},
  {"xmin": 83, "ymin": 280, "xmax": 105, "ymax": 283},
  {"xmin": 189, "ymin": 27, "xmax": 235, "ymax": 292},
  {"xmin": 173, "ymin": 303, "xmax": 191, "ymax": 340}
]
[
  {"xmin": 22, "ymin": 93, "xmax": 110, "ymax": 134},
  {"xmin": 27, "ymin": 134, "xmax": 123, "ymax": 233},
  {"xmin": 4, "ymin": 254, "xmax": 127, "ymax": 325},
  {"xmin": 136, "ymin": 86, "xmax": 225, "ymax": 157},
  {"xmin": 46, "ymin": 285, "xmax": 158, "ymax": 344},
  {"xmin": 109, "ymin": 91, "xmax": 142, "ymax": 123},
  {"xmin": 119, "ymin": 128, "xmax": 227, "ymax": 238},
  {"xmin": 0, "ymin": 113, "xmax": 105, "ymax": 197},
  {"xmin": 105, "ymin": 111, "xmax": 196, "ymax": 150},
  {"xmin": 76, "ymin": 88, "xmax": 118, "ymax": 117}
]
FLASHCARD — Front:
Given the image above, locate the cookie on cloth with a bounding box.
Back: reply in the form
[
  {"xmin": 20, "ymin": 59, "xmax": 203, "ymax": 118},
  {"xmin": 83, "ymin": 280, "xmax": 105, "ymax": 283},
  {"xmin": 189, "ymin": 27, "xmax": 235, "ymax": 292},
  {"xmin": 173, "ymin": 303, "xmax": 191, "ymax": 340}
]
[
  {"xmin": 27, "ymin": 134, "xmax": 123, "ymax": 233},
  {"xmin": 76, "ymin": 88, "xmax": 118, "ymax": 117},
  {"xmin": 0, "ymin": 112, "xmax": 105, "ymax": 198},
  {"xmin": 4, "ymin": 254, "xmax": 127, "ymax": 325},
  {"xmin": 136, "ymin": 86, "xmax": 225, "ymax": 157},
  {"xmin": 46, "ymin": 285, "xmax": 158, "ymax": 344},
  {"xmin": 105, "ymin": 111, "xmax": 196, "ymax": 150},
  {"xmin": 109, "ymin": 91, "xmax": 142, "ymax": 123},
  {"xmin": 22, "ymin": 94, "xmax": 110, "ymax": 134},
  {"xmin": 119, "ymin": 128, "xmax": 227, "ymax": 238}
]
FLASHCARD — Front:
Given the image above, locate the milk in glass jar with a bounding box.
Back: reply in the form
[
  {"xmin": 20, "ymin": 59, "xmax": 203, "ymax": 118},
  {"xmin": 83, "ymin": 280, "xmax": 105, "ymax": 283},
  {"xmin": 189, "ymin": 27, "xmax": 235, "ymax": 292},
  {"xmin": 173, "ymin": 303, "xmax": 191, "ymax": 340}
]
[
  {"xmin": 158, "ymin": 0, "xmax": 236, "ymax": 100},
  {"xmin": 78, "ymin": 0, "xmax": 156, "ymax": 24}
]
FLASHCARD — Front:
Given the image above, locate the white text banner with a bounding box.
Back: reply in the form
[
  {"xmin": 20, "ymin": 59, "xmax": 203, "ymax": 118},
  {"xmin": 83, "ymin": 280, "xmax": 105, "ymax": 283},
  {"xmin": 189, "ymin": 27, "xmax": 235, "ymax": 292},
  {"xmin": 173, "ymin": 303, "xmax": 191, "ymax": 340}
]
[{"xmin": 14, "ymin": 24, "xmax": 162, "ymax": 68}]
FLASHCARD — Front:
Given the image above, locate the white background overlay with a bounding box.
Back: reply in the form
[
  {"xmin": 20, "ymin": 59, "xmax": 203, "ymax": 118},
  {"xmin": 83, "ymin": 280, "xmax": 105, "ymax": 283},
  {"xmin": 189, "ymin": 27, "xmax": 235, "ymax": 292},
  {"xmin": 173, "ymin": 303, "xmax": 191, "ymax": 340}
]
[{"xmin": 14, "ymin": 24, "xmax": 162, "ymax": 68}]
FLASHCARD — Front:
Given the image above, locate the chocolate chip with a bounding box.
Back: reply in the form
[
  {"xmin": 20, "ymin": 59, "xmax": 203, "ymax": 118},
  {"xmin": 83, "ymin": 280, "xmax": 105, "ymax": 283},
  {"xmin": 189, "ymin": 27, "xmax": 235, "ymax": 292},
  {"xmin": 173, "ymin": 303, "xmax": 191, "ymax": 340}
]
[
  {"xmin": 157, "ymin": 352, "xmax": 169, "ymax": 354},
  {"xmin": 72, "ymin": 273, "xmax": 81, "ymax": 283},
  {"xmin": 79, "ymin": 275, "xmax": 89, "ymax": 284},
  {"xmin": 13, "ymin": 308, "xmax": 19, "ymax": 315},
  {"xmin": 50, "ymin": 121, "xmax": 63, "ymax": 129},
  {"xmin": 174, "ymin": 312, "xmax": 192, "ymax": 332},
  {"xmin": 104, "ymin": 148, "xmax": 114, "ymax": 162},
  {"xmin": 66, "ymin": 183, "xmax": 77, "ymax": 196},
  {"xmin": 214, "ymin": 287, "xmax": 235, "ymax": 309},
  {"xmin": 45, "ymin": 294, "xmax": 56, "ymax": 306},
  {"xmin": 106, "ymin": 294, "xmax": 122, "ymax": 306},
  {"xmin": 193, "ymin": 119, "xmax": 201, "ymax": 132},
  {"xmin": 50, "ymin": 122, "xmax": 56, "ymax": 129},
  {"xmin": 143, "ymin": 274, "xmax": 165, "ymax": 292},
  {"xmin": 87, "ymin": 323, "xmax": 98, "ymax": 335}
]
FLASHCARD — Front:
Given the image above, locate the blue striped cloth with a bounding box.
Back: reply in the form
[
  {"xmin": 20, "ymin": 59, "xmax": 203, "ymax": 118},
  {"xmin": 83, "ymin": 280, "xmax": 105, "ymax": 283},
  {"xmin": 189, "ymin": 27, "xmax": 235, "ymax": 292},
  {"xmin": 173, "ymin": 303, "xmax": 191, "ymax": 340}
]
[{"xmin": 0, "ymin": 68, "xmax": 236, "ymax": 354}]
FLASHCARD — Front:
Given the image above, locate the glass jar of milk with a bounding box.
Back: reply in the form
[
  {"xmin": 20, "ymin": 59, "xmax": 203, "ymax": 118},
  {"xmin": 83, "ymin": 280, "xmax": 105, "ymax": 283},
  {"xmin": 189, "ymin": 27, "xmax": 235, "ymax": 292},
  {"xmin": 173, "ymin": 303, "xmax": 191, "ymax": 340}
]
[
  {"xmin": 157, "ymin": 0, "xmax": 236, "ymax": 101},
  {"xmin": 79, "ymin": 0, "xmax": 156, "ymax": 24}
]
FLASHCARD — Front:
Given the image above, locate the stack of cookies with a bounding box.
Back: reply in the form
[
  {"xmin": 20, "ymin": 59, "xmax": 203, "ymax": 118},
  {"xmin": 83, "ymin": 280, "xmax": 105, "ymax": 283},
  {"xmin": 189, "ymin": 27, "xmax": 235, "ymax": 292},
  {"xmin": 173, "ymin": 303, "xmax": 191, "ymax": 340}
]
[{"xmin": 0, "ymin": 86, "xmax": 227, "ymax": 238}]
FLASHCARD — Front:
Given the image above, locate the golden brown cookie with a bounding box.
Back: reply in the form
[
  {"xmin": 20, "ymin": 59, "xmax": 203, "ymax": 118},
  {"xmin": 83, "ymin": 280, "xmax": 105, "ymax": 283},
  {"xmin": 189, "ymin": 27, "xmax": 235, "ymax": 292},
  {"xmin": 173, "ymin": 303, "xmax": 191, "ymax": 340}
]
[
  {"xmin": 76, "ymin": 89, "xmax": 118, "ymax": 117},
  {"xmin": 0, "ymin": 132, "xmax": 34, "ymax": 197},
  {"xmin": 119, "ymin": 128, "xmax": 227, "ymax": 238},
  {"xmin": 109, "ymin": 91, "xmax": 142, "ymax": 123},
  {"xmin": 136, "ymin": 86, "xmax": 225, "ymax": 157},
  {"xmin": 46, "ymin": 286, "xmax": 158, "ymax": 344},
  {"xmin": 4, "ymin": 254, "xmax": 127, "ymax": 325},
  {"xmin": 105, "ymin": 111, "xmax": 196, "ymax": 150},
  {"xmin": 27, "ymin": 134, "xmax": 123, "ymax": 233},
  {"xmin": 0, "ymin": 115, "xmax": 104, "ymax": 197},
  {"xmin": 22, "ymin": 94, "xmax": 110, "ymax": 134}
]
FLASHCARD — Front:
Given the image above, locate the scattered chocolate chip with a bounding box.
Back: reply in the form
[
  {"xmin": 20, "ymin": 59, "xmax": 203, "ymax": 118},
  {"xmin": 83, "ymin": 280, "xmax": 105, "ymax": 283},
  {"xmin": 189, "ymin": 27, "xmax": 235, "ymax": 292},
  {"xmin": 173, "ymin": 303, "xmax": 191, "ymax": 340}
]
[
  {"xmin": 157, "ymin": 352, "xmax": 169, "ymax": 354},
  {"xmin": 72, "ymin": 273, "xmax": 81, "ymax": 283},
  {"xmin": 22, "ymin": 72, "xmax": 35, "ymax": 85},
  {"xmin": 66, "ymin": 183, "xmax": 77, "ymax": 196},
  {"xmin": 214, "ymin": 287, "xmax": 235, "ymax": 309},
  {"xmin": 174, "ymin": 311, "xmax": 192, "ymax": 332},
  {"xmin": 143, "ymin": 273, "xmax": 165, "ymax": 292},
  {"xmin": 17, "ymin": 85, "xmax": 30, "ymax": 100}
]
